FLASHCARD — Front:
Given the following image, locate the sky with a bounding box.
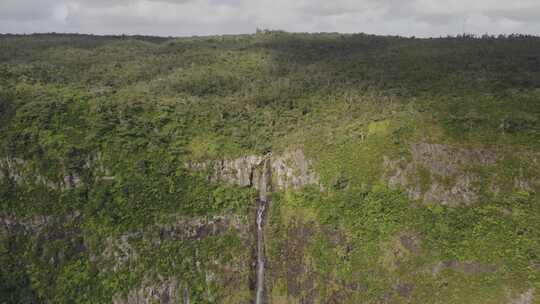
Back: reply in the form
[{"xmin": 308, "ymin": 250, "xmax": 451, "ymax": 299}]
[{"xmin": 1, "ymin": 0, "xmax": 540, "ymax": 37}]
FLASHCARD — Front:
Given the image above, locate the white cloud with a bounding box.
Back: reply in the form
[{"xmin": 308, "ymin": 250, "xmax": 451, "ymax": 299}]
[
  {"xmin": 0, "ymin": 0, "xmax": 58, "ymax": 21},
  {"xmin": 0, "ymin": 0, "xmax": 539, "ymax": 37}
]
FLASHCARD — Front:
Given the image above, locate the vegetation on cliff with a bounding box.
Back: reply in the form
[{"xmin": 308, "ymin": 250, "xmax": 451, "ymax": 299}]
[{"xmin": 1, "ymin": 31, "xmax": 539, "ymax": 303}]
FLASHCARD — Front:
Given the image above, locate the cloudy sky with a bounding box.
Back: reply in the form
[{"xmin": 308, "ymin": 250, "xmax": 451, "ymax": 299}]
[{"xmin": 1, "ymin": 0, "xmax": 540, "ymax": 37}]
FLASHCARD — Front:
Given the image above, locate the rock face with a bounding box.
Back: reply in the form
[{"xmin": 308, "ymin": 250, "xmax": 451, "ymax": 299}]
[
  {"xmin": 508, "ymin": 288, "xmax": 535, "ymax": 304},
  {"xmin": 271, "ymin": 150, "xmax": 320, "ymax": 190},
  {"xmin": 113, "ymin": 278, "xmax": 183, "ymax": 304},
  {"xmin": 430, "ymin": 261, "xmax": 498, "ymax": 275},
  {"xmin": 187, "ymin": 150, "xmax": 320, "ymax": 304},
  {"xmin": 399, "ymin": 233, "xmax": 422, "ymax": 256},
  {"xmin": 103, "ymin": 214, "xmax": 247, "ymax": 266},
  {"xmin": 0, "ymin": 157, "xmax": 25, "ymax": 183},
  {"xmin": 157, "ymin": 214, "xmax": 246, "ymax": 241},
  {"xmin": 0, "ymin": 153, "xmax": 114, "ymax": 190},
  {"xmin": 1, "ymin": 212, "xmax": 81, "ymax": 235},
  {"xmin": 1, "ymin": 215, "xmax": 50, "ymax": 233},
  {"xmin": 107, "ymin": 214, "xmax": 250, "ymax": 304},
  {"xmin": 384, "ymin": 143, "xmax": 498, "ymax": 206},
  {"xmin": 186, "ymin": 149, "xmax": 321, "ymax": 192},
  {"xmin": 383, "ymin": 143, "xmax": 531, "ymax": 206}
]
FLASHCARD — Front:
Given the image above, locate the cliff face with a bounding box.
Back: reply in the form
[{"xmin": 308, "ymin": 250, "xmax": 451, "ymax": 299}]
[
  {"xmin": 93, "ymin": 150, "xmax": 321, "ymax": 304},
  {"xmin": 187, "ymin": 150, "xmax": 321, "ymax": 304},
  {"xmin": 0, "ymin": 153, "xmax": 112, "ymax": 190},
  {"xmin": 2, "ymin": 145, "xmax": 539, "ymax": 303},
  {"xmin": 0, "ymin": 149, "xmax": 322, "ymax": 304},
  {"xmin": 109, "ymin": 215, "xmax": 250, "ymax": 304},
  {"xmin": 384, "ymin": 143, "xmax": 539, "ymax": 207},
  {"xmin": 112, "ymin": 278, "xmax": 182, "ymax": 304},
  {"xmin": 186, "ymin": 149, "xmax": 321, "ymax": 192},
  {"xmin": 185, "ymin": 147, "xmax": 539, "ymax": 304},
  {"xmin": 2, "ymin": 144, "xmax": 539, "ymax": 303}
]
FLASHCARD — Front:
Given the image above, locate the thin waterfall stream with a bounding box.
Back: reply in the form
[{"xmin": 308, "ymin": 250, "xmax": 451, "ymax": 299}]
[
  {"xmin": 255, "ymin": 199, "xmax": 266, "ymax": 304},
  {"xmin": 183, "ymin": 286, "xmax": 190, "ymax": 304},
  {"xmin": 255, "ymin": 155, "xmax": 271, "ymax": 304}
]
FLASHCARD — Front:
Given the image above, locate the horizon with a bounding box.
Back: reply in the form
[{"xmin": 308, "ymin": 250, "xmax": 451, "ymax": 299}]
[
  {"xmin": 2, "ymin": 1, "xmax": 540, "ymax": 38},
  {"xmin": 2, "ymin": 30, "xmax": 540, "ymax": 40}
]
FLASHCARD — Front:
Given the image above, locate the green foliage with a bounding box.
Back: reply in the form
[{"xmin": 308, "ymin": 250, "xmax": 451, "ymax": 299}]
[
  {"xmin": 268, "ymin": 184, "xmax": 540, "ymax": 303},
  {"xmin": 1, "ymin": 32, "xmax": 540, "ymax": 303}
]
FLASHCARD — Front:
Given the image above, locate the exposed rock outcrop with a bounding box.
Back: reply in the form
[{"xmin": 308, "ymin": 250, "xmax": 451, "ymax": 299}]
[
  {"xmin": 113, "ymin": 278, "xmax": 183, "ymax": 304},
  {"xmin": 1, "ymin": 212, "xmax": 81, "ymax": 234},
  {"xmin": 271, "ymin": 150, "xmax": 320, "ymax": 190},
  {"xmin": 384, "ymin": 143, "xmax": 498, "ymax": 206},
  {"xmin": 186, "ymin": 149, "xmax": 320, "ymax": 192},
  {"xmin": 105, "ymin": 213, "xmax": 252, "ymax": 303},
  {"xmin": 0, "ymin": 157, "xmax": 25, "ymax": 183},
  {"xmin": 187, "ymin": 150, "xmax": 320, "ymax": 303},
  {"xmin": 399, "ymin": 232, "xmax": 422, "ymax": 256},
  {"xmin": 430, "ymin": 260, "xmax": 498, "ymax": 275},
  {"xmin": 0, "ymin": 153, "xmax": 114, "ymax": 190},
  {"xmin": 1, "ymin": 215, "xmax": 50, "ymax": 233},
  {"xmin": 383, "ymin": 143, "xmax": 528, "ymax": 206},
  {"xmin": 508, "ymin": 288, "xmax": 535, "ymax": 304},
  {"xmin": 157, "ymin": 214, "xmax": 246, "ymax": 241},
  {"xmin": 102, "ymin": 214, "xmax": 248, "ymax": 270}
]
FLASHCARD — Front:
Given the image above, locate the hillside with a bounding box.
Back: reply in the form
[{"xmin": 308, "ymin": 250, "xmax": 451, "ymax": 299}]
[{"xmin": 1, "ymin": 32, "xmax": 540, "ymax": 303}]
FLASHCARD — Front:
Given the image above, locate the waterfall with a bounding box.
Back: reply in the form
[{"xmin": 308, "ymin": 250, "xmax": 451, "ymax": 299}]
[
  {"xmin": 183, "ymin": 286, "xmax": 190, "ymax": 304},
  {"xmin": 255, "ymin": 156, "xmax": 270, "ymax": 304},
  {"xmin": 255, "ymin": 200, "xmax": 266, "ymax": 304}
]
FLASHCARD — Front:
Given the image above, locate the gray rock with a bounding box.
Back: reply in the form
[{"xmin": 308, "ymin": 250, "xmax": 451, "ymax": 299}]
[
  {"xmin": 384, "ymin": 143, "xmax": 498, "ymax": 206},
  {"xmin": 430, "ymin": 261, "xmax": 498, "ymax": 275},
  {"xmin": 101, "ymin": 214, "xmax": 248, "ymax": 270},
  {"xmin": 186, "ymin": 149, "xmax": 321, "ymax": 192},
  {"xmin": 113, "ymin": 278, "xmax": 182, "ymax": 304},
  {"xmin": 0, "ymin": 152, "xmax": 117, "ymax": 190},
  {"xmin": 508, "ymin": 288, "xmax": 535, "ymax": 304},
  {"xmin": 271, "ymin": 150, "xmax": 320, "ymax": 191}
]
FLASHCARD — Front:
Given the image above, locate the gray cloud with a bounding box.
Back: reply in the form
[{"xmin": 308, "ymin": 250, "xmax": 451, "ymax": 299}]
[
  {"xmin": 0, "ymin": 0, "xmax": 58, "ymax": 21},
  {"xmin": 0, "ymin": 0, "xmax": 539, "ymax": 37}
]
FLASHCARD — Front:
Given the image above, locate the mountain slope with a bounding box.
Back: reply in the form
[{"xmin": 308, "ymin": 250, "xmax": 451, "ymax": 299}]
[{"xmin": 1, "ymin": 32, "xmax": 539, "ymax": 303}]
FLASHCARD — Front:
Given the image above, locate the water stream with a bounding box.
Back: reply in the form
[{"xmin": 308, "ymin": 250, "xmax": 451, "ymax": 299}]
[
  {"xmin": 183, "ymin": 286, "xmax": 190, "ymax": 304},
  {"xmin": 255, "ymin": 200, "xmax": 267, "ymax": 304},
  {"xmin": 254, "ymin": 157, "xmax": 270, "ymax": 304}
]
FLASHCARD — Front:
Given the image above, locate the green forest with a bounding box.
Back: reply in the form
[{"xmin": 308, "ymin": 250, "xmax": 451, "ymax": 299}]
[{"xmin": 1, "ymin": 31, "xmax": 540, "ymax": 303}]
